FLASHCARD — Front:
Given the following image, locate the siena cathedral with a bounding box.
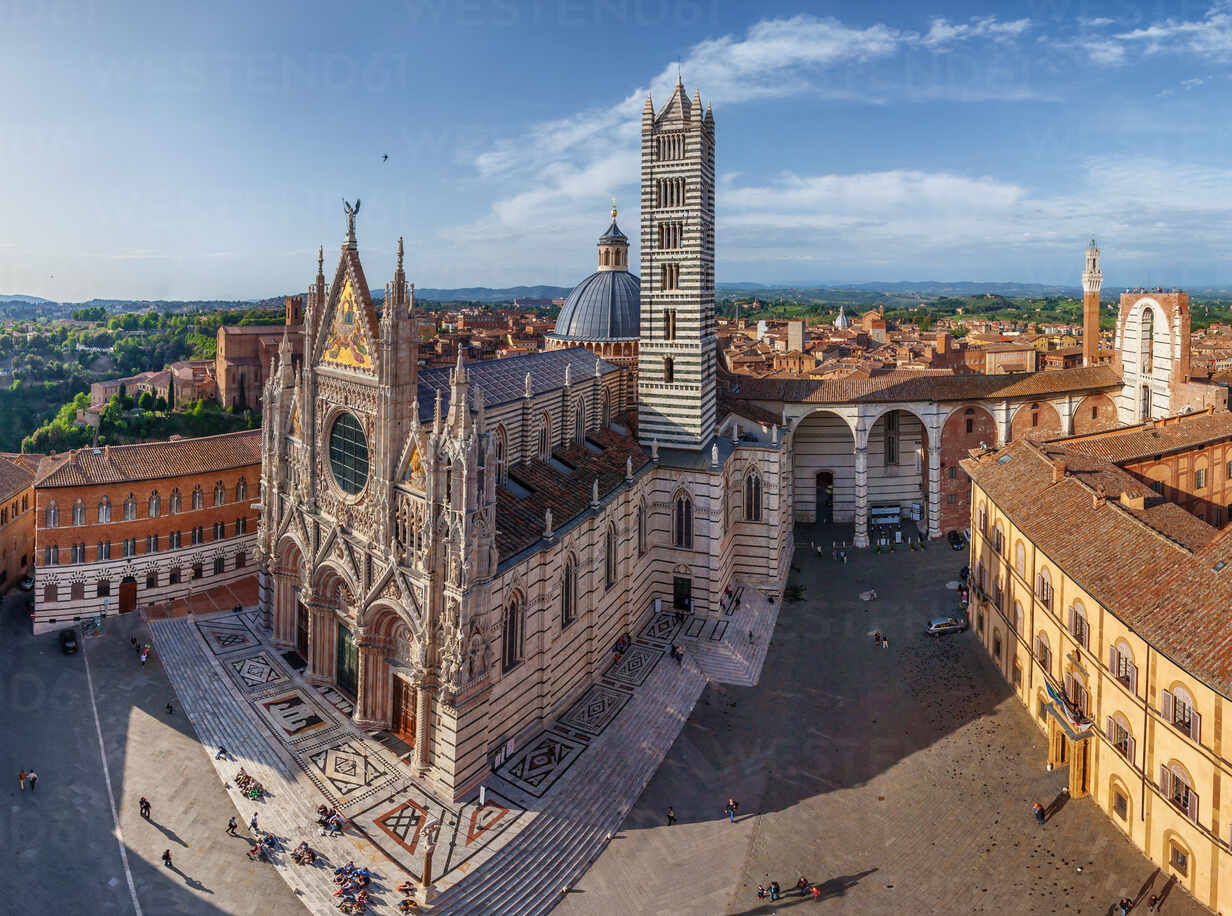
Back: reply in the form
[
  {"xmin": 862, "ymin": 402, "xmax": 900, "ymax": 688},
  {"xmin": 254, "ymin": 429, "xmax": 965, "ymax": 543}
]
[
  {"xmin": 258, "ymin": 75, "xmax": 1183, "ymax": 800},
  {"xmin": 258, "ymin": 81, "xmax": 791, "ymax": 800}
]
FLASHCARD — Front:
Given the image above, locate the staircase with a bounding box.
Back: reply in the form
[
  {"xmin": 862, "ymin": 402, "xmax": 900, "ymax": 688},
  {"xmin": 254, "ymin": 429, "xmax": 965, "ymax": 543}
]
[
  {"xmin": 679, "ymin": 585, "xmax": 780, "ymax": 687},
  {"xmin": 432, "ymin": 642, "xmax": 707, "ymax": 916}
]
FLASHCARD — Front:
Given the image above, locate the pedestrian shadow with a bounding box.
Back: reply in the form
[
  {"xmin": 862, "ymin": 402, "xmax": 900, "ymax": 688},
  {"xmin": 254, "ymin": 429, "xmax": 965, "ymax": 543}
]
[
  {"xmin": 1045, "ymin": 790, "xmax": 1069, "ymax": 821},
  {"xmin": 1157, "ymin": 874, "xmax": 1177, "ymax": 908},
  {"xmin": 149, "ymin": 818, "xmax": 189, "ymax": 847},
  {"xmin": 1133, "ymin": 867, "xmax": 1159, "ymax": 905},
  {"xmin": 812, "ymin": 867, "xmax": 878, "ymax": 901},
  {"xmin": 182, "ymin": 874, "xmax": 213, "ymax": 894},
  {"xmin": 732, "ymin": 868, "xmax": 879, "ymax": 914}
]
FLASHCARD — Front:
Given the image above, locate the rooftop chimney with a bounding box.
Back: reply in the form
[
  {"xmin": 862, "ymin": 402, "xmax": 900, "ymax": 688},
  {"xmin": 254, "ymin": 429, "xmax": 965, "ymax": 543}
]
[{"xmin": 1052, "ymin": 459, "xmax": 1066, "ymax": 484}]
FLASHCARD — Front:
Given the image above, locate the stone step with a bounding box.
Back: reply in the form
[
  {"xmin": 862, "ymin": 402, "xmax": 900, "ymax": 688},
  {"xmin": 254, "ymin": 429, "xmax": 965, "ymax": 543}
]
[{"xmin": 433, "ymin": 648, "xmax": 707, "ymax": 916}]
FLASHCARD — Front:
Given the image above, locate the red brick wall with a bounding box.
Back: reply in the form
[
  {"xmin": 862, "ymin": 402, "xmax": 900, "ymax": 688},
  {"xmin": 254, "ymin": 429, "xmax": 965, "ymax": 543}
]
[
  {"xmin": 1123, "ymin": 443, "xmax": 1232, "ymax": 527},
  {"xmin": 1072, "ymin": 394, "xmax": 1119, "ymax": 435},
  {"xmin": 36, "ymin": 463, "xmax": 259, "ymax": 559},
  {"xmin": 939, "ymin": 405, "xmax": 998, "ymax": 532},
  {"xmin": 1010, "ymin": 401, "xmax": 1062, "ymax": 441}
]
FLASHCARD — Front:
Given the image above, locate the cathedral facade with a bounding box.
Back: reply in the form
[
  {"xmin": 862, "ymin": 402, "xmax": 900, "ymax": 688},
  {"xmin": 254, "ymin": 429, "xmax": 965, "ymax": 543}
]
[{"xmin": 258, "ymin": 82, "xmax": 789, "ymax": 801}]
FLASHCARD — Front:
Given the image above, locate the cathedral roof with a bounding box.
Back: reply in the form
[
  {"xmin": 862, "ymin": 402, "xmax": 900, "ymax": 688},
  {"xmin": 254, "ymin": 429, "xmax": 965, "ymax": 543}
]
[
  {"xmin": 548, "ymin": 269, "xmax": 641, "ymax": 342},
  {"xmin": 416, "ymin": 347, "xmax": 620, "ymax": 422}
]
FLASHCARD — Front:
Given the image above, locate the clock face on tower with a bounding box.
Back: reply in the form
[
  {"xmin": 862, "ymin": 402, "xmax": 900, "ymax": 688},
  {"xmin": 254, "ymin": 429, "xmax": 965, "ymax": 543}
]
[{"xmin": 328, "ymin": 411, "xmax": 370, "ymax": 495}]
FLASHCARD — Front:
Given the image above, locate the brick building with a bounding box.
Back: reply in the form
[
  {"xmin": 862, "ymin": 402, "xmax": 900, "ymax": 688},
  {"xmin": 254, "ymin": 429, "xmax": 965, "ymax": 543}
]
[
  {"xmin": 0, "ymin": 454, "xmax": 38, "ymax": 592},
  {"xmin": 215, "ymin": 296, "xmax": 305, "ymax": 411},
  {"xmin": 32, "ymin": 430, "xmax": 260, "ymax": 632}
]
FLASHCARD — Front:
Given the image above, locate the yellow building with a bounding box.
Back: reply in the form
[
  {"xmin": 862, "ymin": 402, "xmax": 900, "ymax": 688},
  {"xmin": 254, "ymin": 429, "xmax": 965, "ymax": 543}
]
[{"xmin": 963, "ymin": 424, "xmax": 1232, "ymax": 911}]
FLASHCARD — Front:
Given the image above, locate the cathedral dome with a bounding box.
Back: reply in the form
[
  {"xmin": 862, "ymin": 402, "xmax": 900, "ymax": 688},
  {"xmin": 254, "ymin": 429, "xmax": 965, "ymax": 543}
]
[
  {"xmin": 550, "ymin": 269, "xmax": 641, "ymax": 341},
  {"xmin": 548, "ymin": 207, "xmax": 640, "ymax": 343}
]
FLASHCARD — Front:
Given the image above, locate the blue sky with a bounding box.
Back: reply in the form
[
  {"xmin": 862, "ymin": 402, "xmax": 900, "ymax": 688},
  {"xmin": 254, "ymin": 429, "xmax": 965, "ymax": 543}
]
[{"xmin": 4, "ymin": 0, "xmax": 1232, "ymax": 300}]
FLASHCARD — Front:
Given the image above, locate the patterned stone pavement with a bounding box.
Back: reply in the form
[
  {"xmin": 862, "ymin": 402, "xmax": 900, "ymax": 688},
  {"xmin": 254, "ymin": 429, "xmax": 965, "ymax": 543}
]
[{"xmin": 149, "ymin": 592, "xmax": 778, "ymax": 914}]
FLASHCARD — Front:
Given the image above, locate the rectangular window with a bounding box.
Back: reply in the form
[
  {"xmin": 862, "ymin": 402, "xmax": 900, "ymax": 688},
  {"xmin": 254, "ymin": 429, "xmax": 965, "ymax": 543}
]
[
  {"xmin": 946, "ymin": 494, "xmax": 957, "ymax": 505},
  {"xmin": 1196, "ymin": 468, "xmax": 1206, "ymax": 490},
  {"xmin": 1227, "ymin": 459, "xmax": 1232, "ymax": 480},
  {"xmin": 948, "ymin": 466, "xmax": 957, "ymax": 480},
  {"xmin": 169, "ymin": 568, "xmax": 180, "ymax": 585},
  {"xmin": 97, "ymin": 580, "xmax": 110, "ymax": 598},
  {"xmin": 1112, "ymin": 789, "xmax": 1128, "ymax": 820},
  {"xmin": 146, "ymin": 572, "xmax": 157, "ymax": 590}
]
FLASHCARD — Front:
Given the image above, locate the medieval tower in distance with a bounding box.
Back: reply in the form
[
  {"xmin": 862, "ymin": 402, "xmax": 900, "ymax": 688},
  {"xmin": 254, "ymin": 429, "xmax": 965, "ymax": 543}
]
[
  {"xmin": 637, "ymin": 78, "xmax": 716, "ymax": 451},
  {"xmin": 1082, "ymin": 239, "xmax": 1102, "ymax": 366}
]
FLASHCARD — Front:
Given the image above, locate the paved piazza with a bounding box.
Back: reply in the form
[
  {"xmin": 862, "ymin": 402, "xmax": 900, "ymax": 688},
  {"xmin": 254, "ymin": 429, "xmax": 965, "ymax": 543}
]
[
  {"xmin": 559, "ymin": 527, "xmax": 1216, "ymax": 916},
  {"xmin": 0, "ymin": 527, "xmax": 1216, "ymax": 915}
]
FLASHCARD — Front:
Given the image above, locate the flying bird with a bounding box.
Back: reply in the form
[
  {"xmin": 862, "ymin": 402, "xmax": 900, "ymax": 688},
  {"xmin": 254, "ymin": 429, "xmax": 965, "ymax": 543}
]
[{"xmin": 382, "ymin": 153, "xmax": 389, "ymax": 162}]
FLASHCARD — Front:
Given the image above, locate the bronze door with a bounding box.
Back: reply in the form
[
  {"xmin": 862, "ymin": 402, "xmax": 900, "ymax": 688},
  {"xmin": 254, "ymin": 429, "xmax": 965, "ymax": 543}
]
[
  {"xmin": 392, "ymin": 677, "xmax": 416, "ymax": 746},
  {"xmin": 118, "ymin": 577, "xmax": 137, "ymax": 614}
]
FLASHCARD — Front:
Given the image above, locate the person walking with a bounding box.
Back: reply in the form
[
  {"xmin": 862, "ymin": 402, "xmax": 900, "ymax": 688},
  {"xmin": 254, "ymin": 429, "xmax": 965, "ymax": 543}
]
[
  {"xmin": 139, "ymin": 797, "xmax": 151, "ymax": 819},
  {"xmin": 1032, "ymin": 801, "xmax": 1046, "ymax": 827},
  {"xmin": 226, "ymin": 816, "xmax": 238, "ymax": 835},
  {"xmin": 17, "ymin": 770, "xmax": 26, "ymax": 791},
  {"xmin": 1118, "ymin": 897, "xmax": 1133, "ymax": 916},
  {"xmin": 161, "ymin": 849, "xmax": 173, "ymax": 869},
  {"xmin": 215, "ymin": 746, "xmax": 227, "ymax": 760},
  {"xmin": 1147, "ymin": 893, "xmax": 1160, "ymax": 912},
  {"xmin": 665, "ymin": 807, "xmax": 676, "ymax": 826},
  {"xmin": 796, "ymin": 876, "xmax": 810, "ymax": 897},
  {"xmin": 727, "ymin": 798, "xmax": 739, "ymax": 823},
  {"xmin": 769, "ymin": 881, "xmax": 780, "ymax": 901},
  {"xmin": 27, "ymin": 770, "xmax": 37, "ymax": 792},
  {"xmin": 249, "ymin": 813, "xmax": 260, "ymax": 834}
]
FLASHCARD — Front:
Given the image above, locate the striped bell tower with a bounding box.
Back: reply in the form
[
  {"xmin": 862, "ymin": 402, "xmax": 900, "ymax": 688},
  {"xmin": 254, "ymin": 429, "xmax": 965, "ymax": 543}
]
[{"xmin": 637, "ymin": 78, "xmax": 716, "ymax": 451}]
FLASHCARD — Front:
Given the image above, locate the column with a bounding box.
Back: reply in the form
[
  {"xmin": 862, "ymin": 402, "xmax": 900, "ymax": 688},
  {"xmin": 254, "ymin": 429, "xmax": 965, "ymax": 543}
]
[
  {"xmin": 415, "ymin": 684, "xmax": 432, "ymax": 774},
  {"xmin": 258, "ymin": 563, "xmax": 272, "ymax": 633},
  {"xmin": 853, "ymin": 442, "xmax": 869, "ymax": 548},
  {"xmin": 306, "ymin": 605, "xmax": 334, "ymax": 684},
  {"xmin": 995, "ymin": 401, "xmax": 1012, "ymax": 446},
  {"xmin": 927, "ymin": 427, "xmax": 942, "ymax": 540},
  {"xmin": 353, "ymin": 642, "xmax": 386, "ymax": 729}
]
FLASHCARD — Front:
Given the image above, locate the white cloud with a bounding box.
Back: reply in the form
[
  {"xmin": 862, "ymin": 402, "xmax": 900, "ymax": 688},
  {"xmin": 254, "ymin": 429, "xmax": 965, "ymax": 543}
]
[
  {"xmin": 920, "ymin": 16, "xmax": 1032, "ymax": 50},
  {"xmin": 1080, "ymin": 17, "xmax": 1116, "ymax": 28},
  {"xmin": 1181, "ymin": 76, "xmax": 1206, "ymax": 88},
  {"xmin": 1087, "ymin": 3, "xmax": 1232, "ymax": 64}
]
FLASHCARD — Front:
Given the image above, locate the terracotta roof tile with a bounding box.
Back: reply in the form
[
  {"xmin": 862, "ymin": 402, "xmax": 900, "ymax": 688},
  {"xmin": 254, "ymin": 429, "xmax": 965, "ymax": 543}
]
[
  {"xmin": 35, "ymin": 430, "xmax": 261, "ymax": 489},
  {"xmin": 1056, "ymin": 410, "xmax": 1232, "ymax": 464}
]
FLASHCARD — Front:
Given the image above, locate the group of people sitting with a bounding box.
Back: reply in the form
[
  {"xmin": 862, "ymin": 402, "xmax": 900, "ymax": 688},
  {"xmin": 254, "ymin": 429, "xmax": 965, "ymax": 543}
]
[
  {"xmin": 247, "ymin": 832, "xmax": 277, "ymax": 861},
  {"xmin": 235, "ymin": 767, "xmax": 264, "ymax": 800},
  {"xmin": 291, "ymin": 840, "xmax": 315, "ymax": 865},
  {"xmin": 317, "ymin": 804, "xmax": 344, "ymax": 836},
  {"xmin": 334, "ymin": 861, "xmax": 370, "ymax": 910},
  {"xmin": 396, "ymin": 881, "xmax": 420, "ymax": 911},
  {"xmin": 611, "ymin": 632, "xmax": 632, "ymax": 662}
]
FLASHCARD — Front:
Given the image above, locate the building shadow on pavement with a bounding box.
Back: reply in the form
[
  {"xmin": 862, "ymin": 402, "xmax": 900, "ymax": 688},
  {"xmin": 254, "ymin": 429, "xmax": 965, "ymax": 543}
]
[{"xmin": 0, "ymin": 594, "xmax": 299, "ymax": 915}]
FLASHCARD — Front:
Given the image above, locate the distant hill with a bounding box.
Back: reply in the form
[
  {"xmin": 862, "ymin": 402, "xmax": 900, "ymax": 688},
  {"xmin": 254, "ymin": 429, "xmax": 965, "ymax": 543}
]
[
  {"xmin": 0, "ymin": 294, "xmax": 57, "ymax": 305},
  {"xmin": 718, "ymin": 281, "xmax": 1083, "ymax": 298}
]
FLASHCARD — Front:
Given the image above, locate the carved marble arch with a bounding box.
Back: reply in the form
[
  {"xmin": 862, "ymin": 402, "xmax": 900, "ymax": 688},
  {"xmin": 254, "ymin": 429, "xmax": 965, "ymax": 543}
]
[
  {"xmin": 310, "ymin": 561, "xmax": 358, "ymax": 617},
  {"xmin": 275, "ymin": 534, "xmax": 308, "ymax": 589}
]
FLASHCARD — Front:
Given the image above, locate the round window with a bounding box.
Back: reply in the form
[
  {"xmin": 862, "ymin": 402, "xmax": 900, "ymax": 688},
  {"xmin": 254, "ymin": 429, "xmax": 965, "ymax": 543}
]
[{"xmin": 328, "ymin": 412, "xmax": 369, "ymax": 495}]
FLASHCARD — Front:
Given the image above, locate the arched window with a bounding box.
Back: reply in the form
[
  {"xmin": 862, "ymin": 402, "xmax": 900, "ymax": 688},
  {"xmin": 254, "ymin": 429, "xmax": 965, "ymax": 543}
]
[
  {"xmin": 1015, "ymin": 541, "xmax": 1025, "ymax": 577},
  {"xmin": 148, "ymin": 491, "xmax": 160, "ymax": 518},
  {"xmin": 44, "ymin": 502, "xmax": 59, "ymax": 528},
  {"xmin": 235, "ymin": 477, "xmax": 247, "ymax": 501},
  {"xmin": 561, "ymin": 555, "xmax": 577, "ymax": 628},
  {"xmin": 170, "ymin": 488, "xmax": 181, "ymax": 514},
  {"xmin": 992, "ymin": 521, "xmax": 1004, "ymax": 554},
  {"xmin": 1036, "ymin": 567, "xmax": 1053, "ymax": 610},
  {"xmin": 72, "ymin": 500, "xmax": 85, "ymax": 526},
  {"xmin": 537, "ymin": 413, "xmax": 551, "ymax": 460},
  {"xmin": 673, "ymin": 493, "xmax": 693, "ymax": 549},
  {"xmin": 494, "ymin": 426, "xmax": 507, "ymax": 484},
  {"xmin": 663, "ymin": 357, "xmax": 674, "ymax": 384},
  {"xmin": 1109, "ymin": 639, "xmax": 1138, "ymax": 693},
  {"xmin": 1162, "ymin": 684, "xmax": 1201, "ymax": 742},
  {"xmin": 192, "ymin": 486, "xmax": 203, "ymax": 510},
  {"xmin": 637, "ymin": 500, "xmax": 647, "ymax": 557},
  {"xmin": 574, "ymin": 403, "xmax": 585, "ymax": 445},
  {"xmin": 502, "ymin": 593, "xmax": 523, "ymax": 672},
  {"xmin": 97, "ymin": 498, "xmax": 110, "ymax": 524},
  {"xmin": 1068, "ymin": 600, "xmax": 1090, "ymax": 649},
  {"xmin": 601, "ymin": 389, "xmax": 611, "ymax": 427},
  {"xmin": 605, "ymin": 524, "xmax": 617, "ymax": 588},
  {"xmin": 744, "ymin": 471, "xmax": 762, "ymax": 522},
  {"xmin": 123, "ymin": 493, "xmax": 136, "ymax": 521},
  {"xmin": 964, "ymin": 406, "xmax": 975, "ymax": 435},
  {"xmin": 1031, "ymin": 403, "xmax": 1041, "ymax": 427},
  {"xmin": 213, "ymin": 481, "xmax": 225, "ymax": 506},
  {"xmin": 1160, "ymin": 762, "xmax": 1198, "ymax": 822},
  {"xmin": 977, "ymin": 502, "xmax": 987, "ymax": 536},
  {"xmin": 1013, "ymin": 601, "xmax": 1024, "ymax": 634},
  {"xmin": 1063, "ymin": 669, "xmax": 1090, "ymax": 715},
  {"xmin": 1105, "ymin": 713, "xmax": 1135, "ymax": 763},
  {"xmin": 1032, "ymin": 631, "xmax": 1052, "ymax": 675}
]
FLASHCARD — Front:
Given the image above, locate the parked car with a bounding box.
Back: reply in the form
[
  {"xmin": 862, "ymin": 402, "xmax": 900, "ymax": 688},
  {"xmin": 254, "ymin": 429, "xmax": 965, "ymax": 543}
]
[
  {"xmin": 947, "ymin": 530, "xmax": 966, "ymax": 551},
  {"xmin": 59, "ymin": 628, "xmax": 79, "ymax": 654},
  {"xmin": 926, "ymin": 615, "xmax": 968, "ymax": 637},
  {"xmin": 19, "ymin": 575, "xmax": 33, "ymax": 591}
]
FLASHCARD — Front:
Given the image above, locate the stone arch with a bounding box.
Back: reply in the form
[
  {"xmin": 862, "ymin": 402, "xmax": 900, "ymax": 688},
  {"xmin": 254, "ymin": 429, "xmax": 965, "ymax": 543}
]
[
  {"xmin": 1073, "ymin": 394, "xmax": 1118, "ymax": 434},
  {"xmin": 791, "ymin": 408, "xmax": 857, "ymax": 524},
  {"xmin": 311, "ymin": 561, "xmax": 356, "ymax": 615},
  {"xmin": 1009, "ymin": 401, "xmax": 1062, "ymax": 441},
  {"xmin": 271, "ymin": 535, "xmax": 308, "ymax": 648}
]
